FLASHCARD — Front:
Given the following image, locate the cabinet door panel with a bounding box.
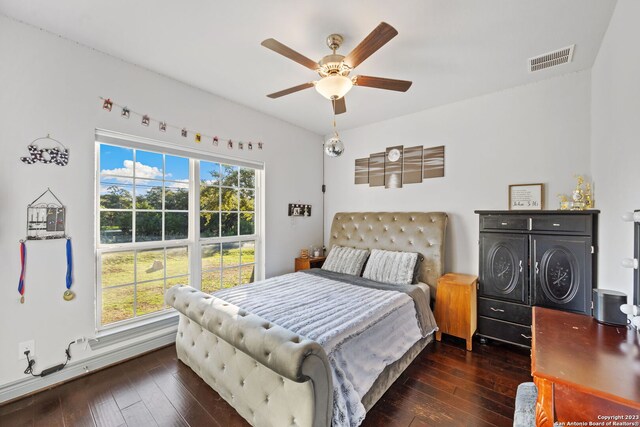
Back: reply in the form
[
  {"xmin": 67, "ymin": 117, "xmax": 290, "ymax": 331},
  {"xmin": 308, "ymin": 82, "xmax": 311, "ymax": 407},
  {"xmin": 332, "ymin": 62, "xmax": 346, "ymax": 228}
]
[
  {"xmin": 532, "ymin": 235, "xmax": 592, "ymax": 314},
  {"xmin": 479, "ymin": 233, "xmax": 528, "ymax": 304}
]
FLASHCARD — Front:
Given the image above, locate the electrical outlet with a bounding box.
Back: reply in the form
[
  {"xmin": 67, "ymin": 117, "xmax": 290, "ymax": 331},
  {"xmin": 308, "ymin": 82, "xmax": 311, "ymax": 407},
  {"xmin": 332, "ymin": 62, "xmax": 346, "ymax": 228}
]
[{"xmin": 18, "ymin": 340, "xmax": 35, "ymax": 360}]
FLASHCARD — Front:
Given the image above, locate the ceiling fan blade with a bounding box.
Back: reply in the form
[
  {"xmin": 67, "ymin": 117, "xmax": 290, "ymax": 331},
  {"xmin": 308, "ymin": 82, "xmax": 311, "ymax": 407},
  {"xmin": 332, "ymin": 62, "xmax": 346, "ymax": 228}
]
[
  {"xmin": 333, "ymin": 97, "xmax": 347, "ymax": 115},
  {"xmin": 343, "ymin": 22, "xmax": 398, "ymax": 69},
  {"xmin": 353, "ymin": 75, "xmax": 412, "ymax": 92},
  {"xmin": 261, "ymin": 38, "xmax": 319, "ymax": 71},
  {"xmin": 266, "ymin": 82, "xmax": 315, "ymax": 99}
]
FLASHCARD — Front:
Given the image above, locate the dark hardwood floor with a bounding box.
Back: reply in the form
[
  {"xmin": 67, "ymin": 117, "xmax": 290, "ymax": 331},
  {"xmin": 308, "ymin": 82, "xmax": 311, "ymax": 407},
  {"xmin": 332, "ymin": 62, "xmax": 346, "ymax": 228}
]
[{"xmin": 0, "ymin": 335, "xmax": 531, "ymax": 426}]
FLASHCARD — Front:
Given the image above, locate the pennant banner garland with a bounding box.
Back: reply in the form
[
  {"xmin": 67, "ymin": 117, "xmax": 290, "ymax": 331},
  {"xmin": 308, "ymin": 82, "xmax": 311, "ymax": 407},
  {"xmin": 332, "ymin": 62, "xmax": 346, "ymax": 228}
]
[{"xmin": 99, "ymin": 97, "xmax": 263, "ymax": 150}]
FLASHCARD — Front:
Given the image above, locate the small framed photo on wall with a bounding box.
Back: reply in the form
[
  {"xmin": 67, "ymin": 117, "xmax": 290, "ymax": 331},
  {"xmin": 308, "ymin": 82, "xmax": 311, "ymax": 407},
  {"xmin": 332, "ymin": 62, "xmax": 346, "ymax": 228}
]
[{"xmin": 509, "ymin": 183, "xmax": 544, "ymax": 210}]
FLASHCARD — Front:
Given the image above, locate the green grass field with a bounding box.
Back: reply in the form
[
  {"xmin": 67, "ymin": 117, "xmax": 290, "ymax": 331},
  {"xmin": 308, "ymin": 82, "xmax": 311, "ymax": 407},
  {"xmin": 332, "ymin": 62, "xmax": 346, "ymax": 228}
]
[{"xmin": 101, "ymin": 244, "xmax": 255, "ymax": 325}]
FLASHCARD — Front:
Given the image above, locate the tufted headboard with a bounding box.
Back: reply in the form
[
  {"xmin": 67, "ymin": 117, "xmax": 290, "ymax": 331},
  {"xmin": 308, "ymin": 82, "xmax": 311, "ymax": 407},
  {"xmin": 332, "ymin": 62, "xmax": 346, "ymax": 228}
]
[{"xmin": 328, "ymin": 212, "xmax": 447, "ymax": 298}]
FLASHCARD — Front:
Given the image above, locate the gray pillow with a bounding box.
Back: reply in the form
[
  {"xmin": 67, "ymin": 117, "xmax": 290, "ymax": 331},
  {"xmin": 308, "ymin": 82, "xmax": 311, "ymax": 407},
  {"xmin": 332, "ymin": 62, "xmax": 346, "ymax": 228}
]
[
  {"xmin": 321, "ymin": 245, "xmax": 370, "ymax": 276},
  {"xmin": 362, "ymin": 249, "xmax": 419, "ymax": 285}
]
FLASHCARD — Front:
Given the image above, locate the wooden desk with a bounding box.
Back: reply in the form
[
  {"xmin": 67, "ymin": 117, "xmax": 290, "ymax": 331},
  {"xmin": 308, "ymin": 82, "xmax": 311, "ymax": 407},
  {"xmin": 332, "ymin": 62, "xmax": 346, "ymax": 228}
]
[{"xmin": 532, "ymin": 307, "xmax": 640, "ymax": 426}]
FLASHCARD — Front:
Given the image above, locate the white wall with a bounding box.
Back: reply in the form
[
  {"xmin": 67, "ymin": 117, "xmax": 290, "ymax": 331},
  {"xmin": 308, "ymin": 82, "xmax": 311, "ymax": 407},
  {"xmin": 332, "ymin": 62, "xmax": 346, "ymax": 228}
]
[
  {"xmin": 324, "ymin": 71, "xmax": 592, "ymax": 275},
  {"xmin": 591, "ymin": 0, "xmax": 640, "ymax": 300},
  {"xmin": 0, "ymin": 15, "xmax": 322, "ymax": 389}
]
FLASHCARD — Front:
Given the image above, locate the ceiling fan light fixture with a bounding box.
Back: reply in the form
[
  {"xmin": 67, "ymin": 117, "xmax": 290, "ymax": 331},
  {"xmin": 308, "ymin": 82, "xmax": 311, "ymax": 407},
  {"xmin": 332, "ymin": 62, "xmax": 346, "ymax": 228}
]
[{"xmin": 315, "ymin": 75, "xmax": 353, "ymax": 100}]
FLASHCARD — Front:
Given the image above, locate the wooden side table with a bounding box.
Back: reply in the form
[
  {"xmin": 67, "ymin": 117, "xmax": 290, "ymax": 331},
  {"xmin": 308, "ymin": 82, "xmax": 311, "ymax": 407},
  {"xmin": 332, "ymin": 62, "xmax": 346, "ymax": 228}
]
[
  {"xmin": 435, "ymin": 273, "xmax": 478, "ymax": 351},
  {"xmin": 294, "ymin": 256, "xmax": 326, "ymax": 272}
]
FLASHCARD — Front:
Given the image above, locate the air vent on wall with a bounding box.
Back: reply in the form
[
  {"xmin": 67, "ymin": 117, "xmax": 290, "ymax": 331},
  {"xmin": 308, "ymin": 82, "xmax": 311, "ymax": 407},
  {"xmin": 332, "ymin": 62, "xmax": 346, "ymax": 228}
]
[{"xmin": 529, "ymin": 45, "xmax": 575, "ymax": 72}]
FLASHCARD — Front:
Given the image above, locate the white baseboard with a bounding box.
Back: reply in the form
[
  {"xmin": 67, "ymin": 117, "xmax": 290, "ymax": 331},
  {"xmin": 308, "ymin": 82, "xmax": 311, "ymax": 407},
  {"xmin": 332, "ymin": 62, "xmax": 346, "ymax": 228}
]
[{"xmin": 0, "ymin": 330, "xmax": 176, "ymax": 404}]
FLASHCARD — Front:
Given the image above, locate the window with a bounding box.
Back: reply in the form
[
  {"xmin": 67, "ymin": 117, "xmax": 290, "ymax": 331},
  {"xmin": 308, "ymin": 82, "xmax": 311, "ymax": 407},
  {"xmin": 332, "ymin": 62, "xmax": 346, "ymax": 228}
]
[
  {"xmin": 200, "ymin": 162, "xmax": 256, "ymax": 294},
  {"xmin": 96, "ymin": 132, "xmax": 262, "ymax": 329}
]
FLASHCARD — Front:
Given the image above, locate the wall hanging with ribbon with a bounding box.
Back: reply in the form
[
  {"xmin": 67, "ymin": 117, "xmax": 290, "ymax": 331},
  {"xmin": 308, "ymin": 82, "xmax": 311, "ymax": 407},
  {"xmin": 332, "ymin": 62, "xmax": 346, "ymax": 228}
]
[{"xmin": 18, "ymin": 189, "xmax": 74, "ymax": 303}]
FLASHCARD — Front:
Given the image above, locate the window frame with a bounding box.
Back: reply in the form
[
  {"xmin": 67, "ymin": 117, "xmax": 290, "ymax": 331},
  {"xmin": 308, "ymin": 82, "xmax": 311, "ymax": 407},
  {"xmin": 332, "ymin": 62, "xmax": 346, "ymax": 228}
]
[{"xmin": 95, "ymin": 129, "xmax": 264, "ymax": 333}]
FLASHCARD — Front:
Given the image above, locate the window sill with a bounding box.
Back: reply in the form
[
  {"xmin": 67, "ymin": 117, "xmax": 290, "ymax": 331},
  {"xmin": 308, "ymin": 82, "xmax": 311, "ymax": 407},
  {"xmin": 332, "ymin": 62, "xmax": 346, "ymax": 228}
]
[{"xmin": 90, "ymin": 312, "xmax": 179, "ymax": 350}]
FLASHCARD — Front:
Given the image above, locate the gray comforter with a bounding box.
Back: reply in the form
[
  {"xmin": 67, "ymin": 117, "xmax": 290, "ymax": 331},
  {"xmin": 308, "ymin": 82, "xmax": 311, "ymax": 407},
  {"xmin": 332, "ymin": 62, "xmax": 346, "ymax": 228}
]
[
  {"xmin": 302, "ymin": 268, "xmax": 435, "ymax": 335},
  {"xmin": 212, "ymin": 269, "xmax": 437, "ymax": 426}
]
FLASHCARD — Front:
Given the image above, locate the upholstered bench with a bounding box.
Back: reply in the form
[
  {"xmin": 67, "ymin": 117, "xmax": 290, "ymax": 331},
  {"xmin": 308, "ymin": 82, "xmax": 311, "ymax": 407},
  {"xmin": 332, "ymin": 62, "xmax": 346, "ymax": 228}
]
[{"xmin": 513, "ymin": 382, "xmax": 537, "ymax": 427}]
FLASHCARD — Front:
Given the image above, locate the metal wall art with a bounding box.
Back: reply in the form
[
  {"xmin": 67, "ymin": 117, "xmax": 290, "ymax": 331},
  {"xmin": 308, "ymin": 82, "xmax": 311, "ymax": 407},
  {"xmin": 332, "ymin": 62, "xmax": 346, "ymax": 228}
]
[
  {"xmin": 20, "ymin": 134, "xmax": 69, "ymax": 166},
  {"xmin": 26, "ymin": 188, "xmax": 67, "ymax": 240},
  {"xmin": 354, "ymin": 145, "xmax": 445, "ymax": 189}
]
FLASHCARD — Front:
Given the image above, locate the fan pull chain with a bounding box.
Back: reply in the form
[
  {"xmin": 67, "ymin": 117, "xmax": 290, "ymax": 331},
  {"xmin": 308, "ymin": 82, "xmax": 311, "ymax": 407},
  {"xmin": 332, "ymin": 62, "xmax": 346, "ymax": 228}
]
[{"xmin": 332, "ymin": 99, "xmax": 338, "ymax": 137}]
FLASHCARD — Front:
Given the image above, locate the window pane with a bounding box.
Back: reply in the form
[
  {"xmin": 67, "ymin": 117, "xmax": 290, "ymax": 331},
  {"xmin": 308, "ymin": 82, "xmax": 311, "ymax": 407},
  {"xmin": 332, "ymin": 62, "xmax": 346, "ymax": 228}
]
[
  {"xmin": 241, "ymin": 241, "xmax": 255, "ymax": 264},
  {"xmin": 135, "ymin": 179, "xmax": 163, "ymax": 210},
  {"xmin": 239, "ymin": 189, "xmax": 254, "ymax": 212},
  {"xmin": 202, "ymin": 243, "xmax": 221, "ymax": 270},
  {"xmin": 136, "ymin": 212, "xmax": 162, "ymax": 242},
  {"xmin": 166, "ymin": 247, "xmax": 189, "ymax": 277},
  {"xmin": 220, "ymin": 164, "xmax": 239, "ymax": 187},
  {"xmin": 240, "ymin": 168, "xmax": 255, "ymax": 189},
  {"xmin": 166, "ymin": 276, "xmax": 189, "ymax": 307},
  {"xmin": 167, "ymin": 275, "xmax": 189, "ymax": 288},
  {"xmin": 222, "ymin": 242, "xmax": 240, "ymax": 267},
  {"xmin": 100, "ymin": 182, "xmax": 133, "ymax": 209},
  {"xmin": 135, "ymin": 150, "xmax": 163, "ymax": 179},
  {"xmin": 165, "ymin": 155, "xmax": 189, "ymax": 181},
  {"xmin": 200, "ymin": 186, "xmax": 219, "ymax": 211},
  {"xmin": 240, "ymin": 265, "xmax": 255, "ymax": 285},
  {"xmin": 221, "ymin": 188, "xmax": 239, "ymax": 211},
  {"xmin": 222, "ymin": 267, "xmax": 240, "ymax": 288},
  {"xmin": 200, "ymin": 213, "xmax": 219, "ymax": 238},
  {"xmin": 200, "ymin": 161, "xmax": 220, "ymax": 185},
  {"xmin": 136, "ymin": 249, "xmax": 164, "ymax": 282},
  {"xmin": 201, "ymin": 270, "xmax": 221, "ymax": 294},
  {"xmin": 240, "ymin": 213, "xmax": 254, "ymax": 236},
  {"xmin": 165, "ymin": 212, "xmax": 188, "ymax": 240},
  {"xmin": 100, "ymin": 145, "xmax": 133, "ymax": 177},
  {"xmin": 137, "ymin": 280, "xmax": 165, "ymax": 316},
  {"xmin": 100, "ymin": 211, "xmax": 132, "ymax": 244},
  {"xmin": 102, "ymin": 285, "xmax": 134, "ymax": 325},
  {"xmin": 165, "ymin": 183, "xmax": 189, "ymax": 210},
  {"xmin": 221, "ymin": 213, "xmax": 238, "ymax": 237},
  {"xmin": 101, "ymin": 251, "xmax": 134, "ymax": 287}
]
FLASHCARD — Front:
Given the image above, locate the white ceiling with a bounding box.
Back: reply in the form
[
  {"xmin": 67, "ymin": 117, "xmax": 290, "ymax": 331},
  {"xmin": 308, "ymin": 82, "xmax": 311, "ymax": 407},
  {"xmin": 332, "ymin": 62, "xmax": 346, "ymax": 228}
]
[{"xmin": 0, "ymin": 0, "xmax": 617, "ymax": 134}]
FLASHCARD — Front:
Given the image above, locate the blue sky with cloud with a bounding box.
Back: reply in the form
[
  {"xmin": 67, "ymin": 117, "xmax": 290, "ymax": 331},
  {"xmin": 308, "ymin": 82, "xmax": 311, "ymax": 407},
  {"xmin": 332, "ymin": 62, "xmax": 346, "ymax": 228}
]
[{"xmin": 100, "ymin": 144, "xmax": 189, "ymax": 183}]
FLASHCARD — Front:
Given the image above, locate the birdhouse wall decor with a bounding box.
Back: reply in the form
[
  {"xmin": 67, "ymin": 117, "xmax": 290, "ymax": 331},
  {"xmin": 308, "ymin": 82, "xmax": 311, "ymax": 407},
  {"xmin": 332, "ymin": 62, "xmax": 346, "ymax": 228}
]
[{"xmin": 26, "ymin": 188, "xmax": 67, "ymax": 240}]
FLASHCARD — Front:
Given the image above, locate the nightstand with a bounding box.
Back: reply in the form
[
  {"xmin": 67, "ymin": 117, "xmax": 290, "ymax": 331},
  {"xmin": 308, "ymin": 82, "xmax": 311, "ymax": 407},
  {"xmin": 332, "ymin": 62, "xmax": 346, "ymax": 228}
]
[
  {"xmin": 294, "ymin": 256, "xmax": 326, "ymax": 272},
  {"xmin": 435, "ymin": 273, "xmax": 478, "ymax": 351}
]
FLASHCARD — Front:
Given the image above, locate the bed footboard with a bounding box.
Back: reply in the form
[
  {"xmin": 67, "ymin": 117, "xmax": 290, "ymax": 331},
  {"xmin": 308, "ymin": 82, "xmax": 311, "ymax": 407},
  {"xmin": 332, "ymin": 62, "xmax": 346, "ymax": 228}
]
[{"xmin": 166, "ymin": 285, "xmax": 333, "ymax": 427}]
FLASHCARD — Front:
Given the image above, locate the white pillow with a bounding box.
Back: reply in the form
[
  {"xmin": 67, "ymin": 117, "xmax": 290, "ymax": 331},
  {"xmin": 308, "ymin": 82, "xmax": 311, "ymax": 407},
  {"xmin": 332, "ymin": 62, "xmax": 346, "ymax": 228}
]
[
  {"xmin": 321, "ymin": 245, "xmax": 370, "ymax": 276},
  {"xmin": 362, "ymin": 249, "xmax": 418, "ymax": 285}
]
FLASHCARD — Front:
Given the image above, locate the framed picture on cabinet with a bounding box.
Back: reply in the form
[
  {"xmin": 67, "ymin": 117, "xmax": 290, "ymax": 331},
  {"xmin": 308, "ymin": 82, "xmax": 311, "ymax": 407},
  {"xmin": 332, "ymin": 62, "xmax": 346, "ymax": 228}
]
[{"xmin": 509, "ymin": 183, "xmax": 544, "ymax": 210}]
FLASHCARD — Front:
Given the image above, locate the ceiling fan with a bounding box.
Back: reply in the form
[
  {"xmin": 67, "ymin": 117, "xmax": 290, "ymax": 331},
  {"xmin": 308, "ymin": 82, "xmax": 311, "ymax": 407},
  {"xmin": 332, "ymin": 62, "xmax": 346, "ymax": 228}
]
[{"xmin": 261, "ymin": 22, "xmax": 412, "ymax": 115}]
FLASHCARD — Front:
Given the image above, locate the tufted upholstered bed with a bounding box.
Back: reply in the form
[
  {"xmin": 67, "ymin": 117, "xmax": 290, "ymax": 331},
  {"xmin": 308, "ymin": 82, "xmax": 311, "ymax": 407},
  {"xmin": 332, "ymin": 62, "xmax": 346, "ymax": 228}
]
[{"xmin": 166, "ymin": 212, "xmax": 447, "ymax": 426}]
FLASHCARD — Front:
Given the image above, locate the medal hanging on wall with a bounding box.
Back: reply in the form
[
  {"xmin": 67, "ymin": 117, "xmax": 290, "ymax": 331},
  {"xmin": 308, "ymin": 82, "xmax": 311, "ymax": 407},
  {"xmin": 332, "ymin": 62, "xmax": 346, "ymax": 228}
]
[
  {"xmin": 18, "ymin": 241, "xmax": 26, "ymax": 304},
  {"xmin": 63, "ymin": 238, "xmax": 75, "ymax": 301},
  {"xmin": 18, "ymin": 188, "xmax": 75, "ymax": 303},
  {"xmin": 17, "ymin": 238, "xmax": 74, "ymax": 303}
]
